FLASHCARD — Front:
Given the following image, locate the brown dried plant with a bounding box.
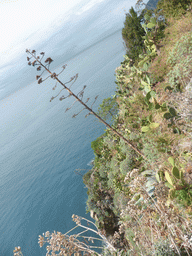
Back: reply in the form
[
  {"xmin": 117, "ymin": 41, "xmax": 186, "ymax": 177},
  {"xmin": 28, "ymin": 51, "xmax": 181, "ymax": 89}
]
[
  {"xmin": 118, "ymin": 170, "xmax": 192, "ymax": 256},
  {"xmin": 14, "ymin": 215, "xmax": 117, "ymax": 256},
  {"xmin": 13, "ymin": 247, "xmax": 23, "ymax": 256},
  {"xmin": 25, "ymin": 49, "xmax": 146, "ymax": 159}
]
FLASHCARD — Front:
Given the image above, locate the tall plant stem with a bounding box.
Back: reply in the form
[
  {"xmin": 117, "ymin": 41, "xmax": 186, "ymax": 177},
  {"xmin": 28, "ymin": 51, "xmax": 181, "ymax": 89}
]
[{"xmin": 28, "ymin": 51, "xmax": 146, "ymax": 160}]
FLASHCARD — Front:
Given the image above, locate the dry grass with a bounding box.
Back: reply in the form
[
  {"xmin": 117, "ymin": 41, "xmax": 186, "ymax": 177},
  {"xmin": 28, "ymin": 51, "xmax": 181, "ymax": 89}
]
[
  {"xmin": 112, "ymin": 10, "xmax": 192, "ymax": 255},
  {"xmin": 117, "ymin": 174, "xmax": 192, "ymax": 256},
  {"xmin": 148, "ymin": 11, "xmax": 192, "ymax": 83}
]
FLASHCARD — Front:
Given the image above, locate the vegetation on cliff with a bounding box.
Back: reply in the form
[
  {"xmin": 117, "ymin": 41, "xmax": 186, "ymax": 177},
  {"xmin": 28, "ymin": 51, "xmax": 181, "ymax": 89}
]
[
  {"xmin": 83, "ymin": 0, "xmax": 192, "ymax": 255},
  {"xmin": 14, "ymin": 0, "xmax": 192, "ymax": 255}
]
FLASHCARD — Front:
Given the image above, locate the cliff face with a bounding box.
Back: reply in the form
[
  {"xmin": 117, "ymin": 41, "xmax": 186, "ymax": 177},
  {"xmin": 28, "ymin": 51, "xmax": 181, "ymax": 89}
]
[{"xmin": 84, "ymin": 4, "xmax": 192, "ymax": 255}]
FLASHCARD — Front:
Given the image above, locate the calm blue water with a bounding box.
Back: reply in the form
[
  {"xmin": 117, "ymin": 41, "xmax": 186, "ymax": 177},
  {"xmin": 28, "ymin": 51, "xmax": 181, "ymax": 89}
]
[{"xmin": 0, "ymin": 2, "xmax": 128, "ymax": 255}]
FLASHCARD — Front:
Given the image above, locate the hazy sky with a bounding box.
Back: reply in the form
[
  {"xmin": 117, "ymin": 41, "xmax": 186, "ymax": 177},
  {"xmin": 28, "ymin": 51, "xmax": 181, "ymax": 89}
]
[
  {"xmin": 0, "ymin": 0, "xmax": 87, "ymax": 52},
  {"xmin": 0, "ymin": 0, "xmax": 142, "ymax": 52},
  {"xmin": 0, "ymin": 0, "xmax": 112, "ymax": 67},
  {"xmin": 0, "ymin": 0, "xmax": 145, "ymax": 68}
]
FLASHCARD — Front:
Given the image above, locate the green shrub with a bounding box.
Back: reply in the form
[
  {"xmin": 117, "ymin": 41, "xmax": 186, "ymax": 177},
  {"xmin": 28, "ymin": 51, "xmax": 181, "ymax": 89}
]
[
  {"xmin": 119, "ymin": 158, "xmax": 130, "ymax": 176},
  {"xmin": 167, "ymin": 32, "xmax": 192, "ymax": 89},
  {"xmin": 83, "ymin": 169, "xmax": 93, "ymax": 186},
  {"xmin": 175, "ymin": 185, "xmax": 192, "ymax": 207},
  {"xmin": 142, "ymin": 136, "xmax": 162, "ymax": 166},
  {"xmin": 122, "ymin": 7, "xmax": 146, "ymax": 64},
  {"xmin": 157, "ymin": 0, "xmax": 191, "ymax": 19},
  {"xmin": 97, "ymin": 97, "xmax": 119, "ymax": 123},
  {"xmin": 91, "ymin": 136, "xmax": 104, "ymax": 156},
  {"xmin": 103, "ymin": 136, "xmax": 116, "ymax": 150},
  {"xmin": 153, "ymin": 239, "xmax": 175, "ymax": 255}
]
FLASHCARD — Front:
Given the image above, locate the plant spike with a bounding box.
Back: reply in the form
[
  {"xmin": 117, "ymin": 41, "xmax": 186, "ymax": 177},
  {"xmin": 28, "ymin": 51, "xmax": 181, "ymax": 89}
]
[{"xmin": 26, "ymin": 49, "xmax": 146, "ymax": 159}]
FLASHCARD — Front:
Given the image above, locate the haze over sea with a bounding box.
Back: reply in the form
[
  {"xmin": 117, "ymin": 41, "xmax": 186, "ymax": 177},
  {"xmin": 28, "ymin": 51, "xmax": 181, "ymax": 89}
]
[{"xmin": 0, "ymin": 0, "xmax": 138, "ymax": 255}]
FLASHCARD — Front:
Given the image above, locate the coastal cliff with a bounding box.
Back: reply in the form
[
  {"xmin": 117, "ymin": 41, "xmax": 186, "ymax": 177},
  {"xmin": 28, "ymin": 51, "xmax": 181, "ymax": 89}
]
[{"xmin": 84, "ymin": 1, "xmax": 192, "ymax": 254}]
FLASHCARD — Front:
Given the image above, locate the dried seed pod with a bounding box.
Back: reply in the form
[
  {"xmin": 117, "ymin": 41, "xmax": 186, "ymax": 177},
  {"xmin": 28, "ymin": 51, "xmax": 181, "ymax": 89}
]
[
  {"xmin": 51, "ymin": 73, "xmax": 57, "ymax": 78},
  {"xmin": 85, "ymin": 98, "xmax": 90, "ymax": 103},
  {"xmin": 32, "ymin": 60, "xmax": 36, "ymax": 66},
  {"xmin": 50, "ymin": 96, "xmax": 54, "ymax": 102},
  {"xmin": 38, "ymin": 78, "xmax": 43, "ymax": 84},
  {"xmin": 45, "ymin": 57, "xmax": 53, "ymax": 64},
  {"xmin": 59, "ymin": 96, "xmax": 64, "ymax": 101}
]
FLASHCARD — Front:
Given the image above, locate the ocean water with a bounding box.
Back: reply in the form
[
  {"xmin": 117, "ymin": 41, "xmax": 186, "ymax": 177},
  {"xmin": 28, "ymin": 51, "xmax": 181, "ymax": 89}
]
[
  {"xmin": 0, "ymin": 0, "xmax": 131, "ymax": 254},
  {"xmin": 0, "ymin": 28, "xmax": 126, "ymax": 255}
]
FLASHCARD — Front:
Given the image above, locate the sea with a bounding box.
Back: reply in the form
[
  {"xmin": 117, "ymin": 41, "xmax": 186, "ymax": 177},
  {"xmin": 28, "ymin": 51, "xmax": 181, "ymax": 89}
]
[{"xmin": 0, "ymin": 0, "xmax": 129, "ymax": 255}]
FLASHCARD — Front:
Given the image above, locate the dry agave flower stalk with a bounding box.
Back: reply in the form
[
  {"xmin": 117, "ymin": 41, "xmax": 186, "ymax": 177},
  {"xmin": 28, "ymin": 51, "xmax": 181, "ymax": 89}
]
[
  {"xmin": 26, "ymin": 49, "xmax": 146, "ymax": 159},
  {"xmin": 26, "ymin": 49, "xmax": 99, "ymax": 116}
]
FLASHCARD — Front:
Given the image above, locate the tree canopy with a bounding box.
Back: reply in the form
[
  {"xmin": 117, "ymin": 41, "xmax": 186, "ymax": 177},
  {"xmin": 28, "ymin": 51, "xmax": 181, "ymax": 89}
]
[{"xmin": 122, "ymin": 7, "xmax": 146, "ymax": 64}]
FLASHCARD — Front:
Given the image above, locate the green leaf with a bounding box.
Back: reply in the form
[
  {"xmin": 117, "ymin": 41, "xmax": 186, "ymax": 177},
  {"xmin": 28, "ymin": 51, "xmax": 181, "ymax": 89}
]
[
  {"xmin": 150, "ymin": 90, "xmax": 156, "ymax": 98},
  {"xmin": 172, "ymin": 166, "xmax": 180, "ymax": 179},
  {"xmin": 151, "ymin": 44, "xmax": 156, "ymax": 52},
  {"xmin": 155, "ymin": 103, "xmax": 161, "ymax": 109},
  {"xmin": 159, "ymin": 171, "xmax": 164, "ymax": 181},
  {"xmin": 149, "ymin": 123, "xmax": 159, "ymax": 129},
  {"xmin": 165, "ymin": 171, "xmax": 174, "ymax": 186},
  {"xmin": 138, "ymin": 57, "xmax": 149, "ymax": 67},
  {"xmin": 169, "ymin": 189, "xmax": 176, "ymax": 199},
  {"xmin": 168, "ymin": 157, "xmax": 175, "ymax": 167},
  {"xmin": 148, "ymin": 102, "xmax": 154, "ymax": 110},
  {"xmin": 142, "ymin": 62, "xmax": 149, "ymax": 71},
  {"xmin": 145, "ymin": 92, "xmax": 151, "ymax": 102},
  {"xmin": 165, "ymin": 182, "xmax": 174, "ymax": 189},
  {"xmin": 146, "ymin": 75, "xmax": 151, "ymax": 85},
  {"xmin": 164, "ymin": 112, "xmax": 172, "ymax": 119},
  {"xmin": 161, "ymin": 106, "xmax": 167, "ymax": 112},
  {"xmin": 142, "ymin": 23, "xmax": 147, "ymax": 28},
  {"xmin": 144, "ymin": 13, "xmax": 150, "ymax": 21},
  {"xmin": 147, "ymin": 22, "xmax": 156, "ymax": 29},
  {"xmin": 141, "ymin": 170, "xmax": 153, "ymax": 176},
  {"xmin": 155, "ymin": 172, "xmax": 160, "ymax": 182},
  {"xmin": 141, "ymin": 126, "xmax": 150, "ymax": 132},
  {"xmin": 141, "ymin": 80, "xmax": 148, "ymax": 86},
  {"xmin": 147, "ymin": 114, "xmax": 152, "ymax": 123},
  {"xmin": 150, "ymin": 17, "xmax": 156, "ymax": 25},
  {"xmin": 180, "ymin": 171, "xmax": 184, "ymax": 180},
  {"xmin": 169, "ymin": 107, "xmax": 177, "ymax": 116},
  {"xmin": 144, "ymin": 85, "xmax": 151, "ymax": 93}
]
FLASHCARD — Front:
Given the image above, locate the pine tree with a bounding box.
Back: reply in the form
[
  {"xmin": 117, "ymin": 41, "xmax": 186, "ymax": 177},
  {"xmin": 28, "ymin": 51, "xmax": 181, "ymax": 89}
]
[{"xmin": 122, "ymin": 7, "xmax": 146, "ymax": 64}]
